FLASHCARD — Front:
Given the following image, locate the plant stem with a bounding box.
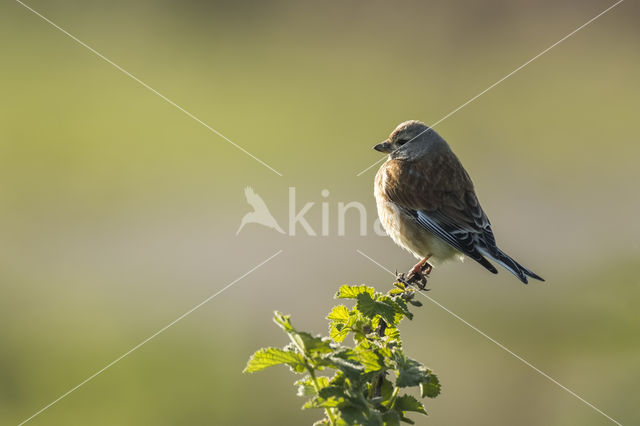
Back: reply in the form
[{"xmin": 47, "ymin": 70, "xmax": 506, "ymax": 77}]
[
  {"xmin": 388, "ymin": 387, "xmax": 400, "ymax": 410},
  {"xmin": 285, "ymin": 332, "xmax": 337, "ymax": 425},
  {"xmin": 309, "ymin": 368, "xmax": 337, "ymax": 426}
]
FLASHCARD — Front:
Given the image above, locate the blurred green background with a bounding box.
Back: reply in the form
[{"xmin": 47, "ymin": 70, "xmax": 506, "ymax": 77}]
[{"xmin": 1, "ymin": 0, "xmax": 639, "ymax": 425}]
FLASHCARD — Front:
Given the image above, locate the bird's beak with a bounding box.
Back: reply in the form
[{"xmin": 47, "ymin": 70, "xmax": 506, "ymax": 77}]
[{"xmin": 374, "ymin": 140, "xmax": 393, "ymax": 153}]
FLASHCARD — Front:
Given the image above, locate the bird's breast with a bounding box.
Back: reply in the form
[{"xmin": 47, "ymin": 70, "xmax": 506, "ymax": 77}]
[{"xmin": 374, "ymin": 163, "xmax": 461, "ymax": 264}]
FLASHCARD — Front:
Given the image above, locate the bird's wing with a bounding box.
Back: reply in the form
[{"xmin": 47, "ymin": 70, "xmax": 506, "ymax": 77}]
[
  {"xmin": 244, "ymin": 186, "xmax": 270, "ymax": 212},
  {"xmin": 380, "ymin": 153, "xmax": 499, "ymax": 274}
]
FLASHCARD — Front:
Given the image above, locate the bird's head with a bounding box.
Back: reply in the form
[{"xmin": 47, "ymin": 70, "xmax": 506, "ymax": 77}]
[{"xmin": 374, "ymin": 120, "xmax": 432, "ymax": 154}]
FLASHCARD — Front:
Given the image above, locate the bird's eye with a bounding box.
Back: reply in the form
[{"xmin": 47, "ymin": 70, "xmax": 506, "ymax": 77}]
[{"xmin": 397, "ymin": 138, "xmax": 408, "ymax": 146}]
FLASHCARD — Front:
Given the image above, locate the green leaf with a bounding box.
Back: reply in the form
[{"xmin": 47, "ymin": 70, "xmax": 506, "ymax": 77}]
[
  {"xmin": 247, "ymin": 285, "xmax": 439, "ymax": 425},
  {"xmin": 395, "ymin": 353, "xmax": 427, "ymax": 387},
  {"xmin": 323, "ymin": 351, "xmax": 365, "ymax": 380},
  {"xmin": 295, "ymin": 375, "xmax": 329, "ymax": 397},
  {"xmin": 327, "ymin": 305, "xmax": 351, "ymax": 322},
  {"xmin": 329, "ymin": 322, "xmax": 350, "ymax": 343},
  {"xmin": 316, "ymin": 376, "xmax": 330, "ymax": 388},
  {"xmin": 354, "ymin": 347, "xmax": 383, "ymax": 372},
  {"xmin": 329, "ymin": 371, "xmax": 346, "ymax": 386},
  {"xmin": 318, "ymin": 385, "xmax": 348, "ymax": 400},
  {"xmin": 384, "ymin": 326, "xmax": 401, "ymax": 342},
  {"xmin": 420, "ymin": 374, "xmax": 441, "ymax": 398},
  {"xmin": 371, "ymin": 376, "xmax": 395, "ymax": 407},
  {"xmin": 389, "ymin": 297, "xmax": 413, "ymax": 320},
  {"xmin": 303, "ymin": 386, "xmax": 346, "ymax": 409},
  {"xmin": 296, "ymin": 381, "xmax": 316, "ymax": 397},
  {"xmin": 356, "ymin": 293, "xmax": 398, "ymax": 325},
  {"xmin": 336, "ymin": 285, "xmax": 375, "ymax": 300},
  {"xmin": 274, "ymin": 311, "xmax": 333, "ymax": 355},
  {"xmin": 381, "ymin": 410, "xmax": 402, "ymax": 426},
  {"xmin": 398, "ymin": 416, "xmax": 415, "ymax": 424},
  {"xmin": 273, "ymin": 311, "xmax": 296, "ymax": 333},
  {"xmin": 297, "ymin": 332, "xmax": 334, "ymax": 355},
  {"xmin": 243, "ymin": 347, "xmax": 305, "ymax": 373},
  {"xmin": 394, "ymin": 395, "xmax": 427, "ymax": 414},
  {"xmin": 303, "ymin": 398, "xmax": 340, "ymax": 409},
  {"xmin": 328, "ymin": 305, "xmax": 353, "ymax": 343},
  {"xmin": 339, "ymin": 406, "xmax": 384, "ymax": 426}
]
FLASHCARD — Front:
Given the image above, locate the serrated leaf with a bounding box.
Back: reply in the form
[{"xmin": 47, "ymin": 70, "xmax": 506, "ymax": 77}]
[
  {"xmin": 357, "ymin": 338, "xmax": 373, "ymax": 351},
  {"xmin": 249, "ymin": 287, "xmax": 439, "ymax": 425},
  {"xmin": 328, "ymin": 353, "xmax": 364, "ymax": 372},
  {"xmin": 330, "ymin": 323, "xmax": 350, "ymax": 343},
  {"xmin": 378, "ymin": 346, "xmax": 393, "ymax": 359},
  {"xmin": 296, "ymin": 332, "xmax": 334, "ymax": 355},
  {"xmin": 394, "ymin": 395, "xmax": 427, "ymax": 414},
  {"xmin": 385, "ymin": 326, "xmax": 401, "ymax": 342},
  {"xmin": 340, "ymin": 406, "xmax": 384, "ymax": 426},
  {"xmin": 327, "ymin": 305, "xmax": 351, "ymax": 322},
  {"xmin": 304, "ymin": 397, "xmax": 336, "ymax": 409},
  {"xmin": 323, "ymin": 351, "xmax": 365, "ymax": 380},
  {"xmin": 353, "ymin": 347, "xmax": 382, "ymax": 372},
  {"xmin": 303, "ymin": 387, "xmax": 346, "ymax": 409},
  {"xmin": 318, "ymin": 385, "xmax": 348, "ymax": 400},
  {"xmin": 275, "ymin": 311, "xmax": 333, "ymax": 355},
  {"xmin": 295, "ymin": 375, "xmax": 329, "ymax": 397},
  {"xmin": 243, "ymin": 347, "xmax": 304, "ymax": 373},
  {"xmin": 395, "ymin": 354, "xmax": 427, "ymax": 387},
  {"xmin": 328, "ymin": 305, "xmax": 353, "ymax": 343},
  {"xmin": 336, "ymin": 285, "xmax": 375, "ymax": 299},
  {"xmin": 356, "ymin": 293, "xmax": 398, "ymax": 325},
  {"xmin": 296, "ymin": 382, "xmax": 316, "ymax": 397},
  {"xmin": 389, "ymin": 289, "xmax": 404, "ymax": 296},
  {"xmin": 420, "ymin": 374, "xmax": 441, "ymax": 398},
  {"xmin": 328, "ymin": 371, "xmax": 346, "ymax": 389},
  {"xmin": 398, "ymin": 416, "xmax": 415, "ymax": 424},
  {"xmin": 317, "ymin": 376, "xmax": 330, "ymax": 388},
  {"xmin": 389, "ymin": 297, "xmax": 413, "ymax": 320},
  {"xmin": 381, "ymin": 410, "xmax": 401, "ymax": 426}
]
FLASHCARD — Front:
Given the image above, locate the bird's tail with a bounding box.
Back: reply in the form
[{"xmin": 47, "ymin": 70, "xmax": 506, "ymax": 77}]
[{"xmin": 489, "ymin": 249, "xmax": 544, "ymax": 284}]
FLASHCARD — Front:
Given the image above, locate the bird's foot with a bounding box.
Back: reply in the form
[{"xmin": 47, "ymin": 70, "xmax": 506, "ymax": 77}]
[
  {"xmin": 409, "ymin": 260, "xmax": 432, "ymax": 277},
  {"xmin": 398, "ymin": 273, "xmax": 427, "ymax": 290},
  {"xmin": 396, "ymin": 271, "xmax": 429, "ymax": 291},
  {"xmin": 403, "ymin": 261, "xmax": 432, "ymax": 291},
  {"xmin": 395, "ymin": 271, "xmax": 408, "ymax": 286}
]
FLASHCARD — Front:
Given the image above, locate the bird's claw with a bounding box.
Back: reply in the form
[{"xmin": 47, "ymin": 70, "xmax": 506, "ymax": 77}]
[
  {"xmin": 397, "ymin": 268, "xmax": 430, "ymax": 291},
  {"xmin": 396, "ymin": 272, "xmax": 408, "ymax": 286},
  {"xmin": 410, "ymin": 273, "xmax": 428, "ymax": 291}
]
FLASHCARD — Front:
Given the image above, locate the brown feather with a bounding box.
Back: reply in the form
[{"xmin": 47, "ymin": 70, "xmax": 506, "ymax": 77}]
[{"xmin": 380, "ymin": 151, "xmax": 485, "ymax": 235}]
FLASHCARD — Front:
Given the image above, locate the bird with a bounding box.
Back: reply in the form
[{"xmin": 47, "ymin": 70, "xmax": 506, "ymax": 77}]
[
  {"xmin": 373, "ymin": 120, "xmax": 543, "ymax": 284},
  {"xmin": 236, "ymin": 186, "xmax": 285, "ymax": 235}
]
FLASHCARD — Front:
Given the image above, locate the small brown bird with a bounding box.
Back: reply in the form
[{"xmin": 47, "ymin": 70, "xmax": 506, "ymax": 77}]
[{"xmin": 374, "ymin": 120, "xmax": 543, "ymax": 284}]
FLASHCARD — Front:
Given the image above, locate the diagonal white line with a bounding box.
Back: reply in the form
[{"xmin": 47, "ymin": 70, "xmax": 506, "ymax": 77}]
[
  {"xmin": 355, "ymin": 154, "xmax": 386, "ymax": 178},
  {"xmin": 15, "ymin": 0, "xmax": 283, "ymax": 177},
  {"xmin": 355, "ymin": 249, "xmax": 623, "ymax": 426},
  {"xmin": 417, "ymin": 293, "xmax": 622, "ymax": 426},
  {"xmin": 17, "ymin": 249, "xmax": 283, "ymax": 426},
  {"xmin": 356, "ymin": 0, "xmax": 624, "ymax": 177}
]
